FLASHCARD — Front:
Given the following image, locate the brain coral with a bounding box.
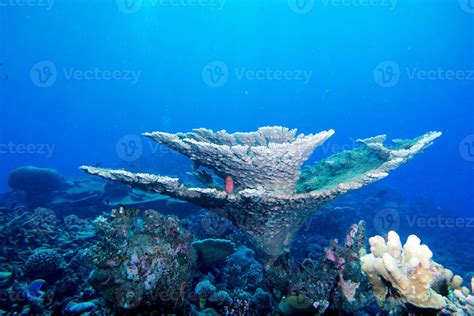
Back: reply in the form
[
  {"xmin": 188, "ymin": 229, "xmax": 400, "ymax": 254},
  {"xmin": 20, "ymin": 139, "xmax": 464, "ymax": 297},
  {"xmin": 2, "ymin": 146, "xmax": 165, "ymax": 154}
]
[{"xmin": 24, "ymin": 248, "xmax": 65, "ymax": 281}]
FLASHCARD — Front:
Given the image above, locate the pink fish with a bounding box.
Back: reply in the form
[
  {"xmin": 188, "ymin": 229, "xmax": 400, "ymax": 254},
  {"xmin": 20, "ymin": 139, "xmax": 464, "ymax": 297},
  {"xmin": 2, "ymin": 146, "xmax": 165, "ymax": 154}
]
[{"xmin": 225, "ymin": 176, "xmax": 234, "ymax": 195}]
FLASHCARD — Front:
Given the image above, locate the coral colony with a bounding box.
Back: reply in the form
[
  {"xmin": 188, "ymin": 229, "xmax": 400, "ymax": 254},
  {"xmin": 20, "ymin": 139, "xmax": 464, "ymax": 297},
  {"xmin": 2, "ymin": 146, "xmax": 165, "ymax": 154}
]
[
  {"xmin": 81, "ymin": 126, "xmax": 441, "ymax": 257},
  {"xmin": 2, "ymin": 126, "xmax": 474, "ymax": 314}
]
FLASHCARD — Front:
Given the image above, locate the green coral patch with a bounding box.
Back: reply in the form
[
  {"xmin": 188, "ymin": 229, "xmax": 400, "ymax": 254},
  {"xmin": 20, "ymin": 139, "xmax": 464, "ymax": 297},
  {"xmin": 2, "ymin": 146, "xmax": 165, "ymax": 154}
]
[{"xmin": 296, "ymin": 146, "xmax": 389, "ymax": 193}]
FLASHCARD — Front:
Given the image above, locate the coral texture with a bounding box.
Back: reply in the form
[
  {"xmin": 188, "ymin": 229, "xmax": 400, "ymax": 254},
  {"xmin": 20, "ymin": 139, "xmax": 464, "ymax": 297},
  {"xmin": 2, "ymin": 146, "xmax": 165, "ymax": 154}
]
[
  {"xmin": 88, "ymin": 207, "xmax": 196, "ymax": 311},
  {"xmin": 361, "ymin": 231, "xmax": 447, "ymax": 309},
  {"xmin": 362, "ymin": 231, "xmax": 474, "ymax": 314},
  {"xmin": 24, "ymin": 248, "xmax": 65, "ymax": 281},
  {"xmin": 81, "ymin": 127, "xmax": 441, "ymax": 256}
]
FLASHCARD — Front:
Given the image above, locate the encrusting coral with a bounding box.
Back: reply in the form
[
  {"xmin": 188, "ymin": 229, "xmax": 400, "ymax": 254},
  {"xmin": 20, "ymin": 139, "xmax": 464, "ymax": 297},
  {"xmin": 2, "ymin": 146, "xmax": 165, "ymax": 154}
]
[
  {"xmin": 361, "ymin": 231, "xmax": 474, "ymax": 314},
  {"xmin": 87, "ymin": 206, "xmax": 196, "ymax": 312},
  {"xmin": 81, "ymin": 126, "xmax": 441, "ymax": 257}
]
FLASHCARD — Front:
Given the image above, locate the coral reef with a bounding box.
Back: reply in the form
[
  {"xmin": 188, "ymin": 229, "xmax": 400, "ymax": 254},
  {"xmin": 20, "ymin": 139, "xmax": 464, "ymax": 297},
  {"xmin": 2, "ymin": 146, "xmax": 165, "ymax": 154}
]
[
  {"xmin": 81, "ymin": 126, "xmax": 441, "ymax": 257},
  {"xmin": 361, "ymin": 231, "xmax": 474, "ymax": 314},
  {"xmin": 0, "ymin": 207, "xmax": 98, "ymax": 314},
  {"xmin": 24, "ymin": 249, "xmax": 65, "ymax": 282},
  {"xmin": 192, "ymin": 238, "xmax": 236, "ymax": 266},
  {"xmin": 288, "ymin": 221, "xmax": 373, "ymax": 314},
  {"xmin": 8, "ymin": 166, "xmax": 64, "ymax": 206},
  {"xmin": 223, "ymin": 247, "xmax": 264, "ymax": 292},
  {"xmin": 87, "ymin": 206, "xmax": 196, "ymax": 312}
]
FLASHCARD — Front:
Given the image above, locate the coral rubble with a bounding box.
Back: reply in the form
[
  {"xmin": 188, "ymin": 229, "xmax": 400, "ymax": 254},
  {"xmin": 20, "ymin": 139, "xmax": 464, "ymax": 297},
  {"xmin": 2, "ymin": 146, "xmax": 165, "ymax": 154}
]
[{"xmin": 81, "ymin": 126, "xmax": 441, "ymax": 257}]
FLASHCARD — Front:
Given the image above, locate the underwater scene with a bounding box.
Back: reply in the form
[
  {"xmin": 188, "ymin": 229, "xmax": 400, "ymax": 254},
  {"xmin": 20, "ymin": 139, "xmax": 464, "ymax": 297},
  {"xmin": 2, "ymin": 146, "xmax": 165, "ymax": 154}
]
[{"xmin": 1, "ymin": 0, "xmax": 473, "ymax": 315}]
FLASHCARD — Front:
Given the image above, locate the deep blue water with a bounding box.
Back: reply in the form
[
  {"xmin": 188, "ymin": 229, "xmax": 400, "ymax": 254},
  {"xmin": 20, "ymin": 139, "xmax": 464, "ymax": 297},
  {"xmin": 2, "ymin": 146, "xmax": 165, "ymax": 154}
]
[{"xmin": 1, "ymin": 1, "xmax": 473, "ymax": 214}]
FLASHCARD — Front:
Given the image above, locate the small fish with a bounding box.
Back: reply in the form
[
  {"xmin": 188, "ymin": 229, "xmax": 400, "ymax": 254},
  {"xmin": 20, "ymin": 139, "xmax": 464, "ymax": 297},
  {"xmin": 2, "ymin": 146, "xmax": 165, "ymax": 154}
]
[
  {"xmin": 94, "ymin": 162, "xmax": 103, "ymax": 167},
  {"xmin": 225, "ymin": 176, "xmax": 234, "ymax": 195}
]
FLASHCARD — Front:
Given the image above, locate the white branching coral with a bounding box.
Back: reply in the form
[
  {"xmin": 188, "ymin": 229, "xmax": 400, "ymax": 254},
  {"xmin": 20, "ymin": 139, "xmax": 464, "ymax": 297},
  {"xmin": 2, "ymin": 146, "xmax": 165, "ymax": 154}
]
[
  {"xmin": 361, "ymin": 231, "xmax": 447, "ymax": 309},
  {"xmin": 81, "ymin": 127, "xmax": 441, "ymax": 257},
  {"xmin": 362, "ymin": 231, "xmax": 474, "ymax": 314}
]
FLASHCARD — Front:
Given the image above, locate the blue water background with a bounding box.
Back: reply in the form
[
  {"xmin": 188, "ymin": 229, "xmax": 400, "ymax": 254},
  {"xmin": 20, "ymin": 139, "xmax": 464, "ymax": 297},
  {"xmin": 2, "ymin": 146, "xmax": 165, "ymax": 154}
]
[{"xmin": 1, "ymin": 0, "xmax": 473, "ymax": 218}]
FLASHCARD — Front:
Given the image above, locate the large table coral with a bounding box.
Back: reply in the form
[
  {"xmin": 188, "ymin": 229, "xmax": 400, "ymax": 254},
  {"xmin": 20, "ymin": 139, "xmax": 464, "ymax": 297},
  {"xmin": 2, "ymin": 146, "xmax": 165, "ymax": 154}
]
[{"xmin": 81, "ymin": 126, "xmax": 441, "ymax": 257}]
